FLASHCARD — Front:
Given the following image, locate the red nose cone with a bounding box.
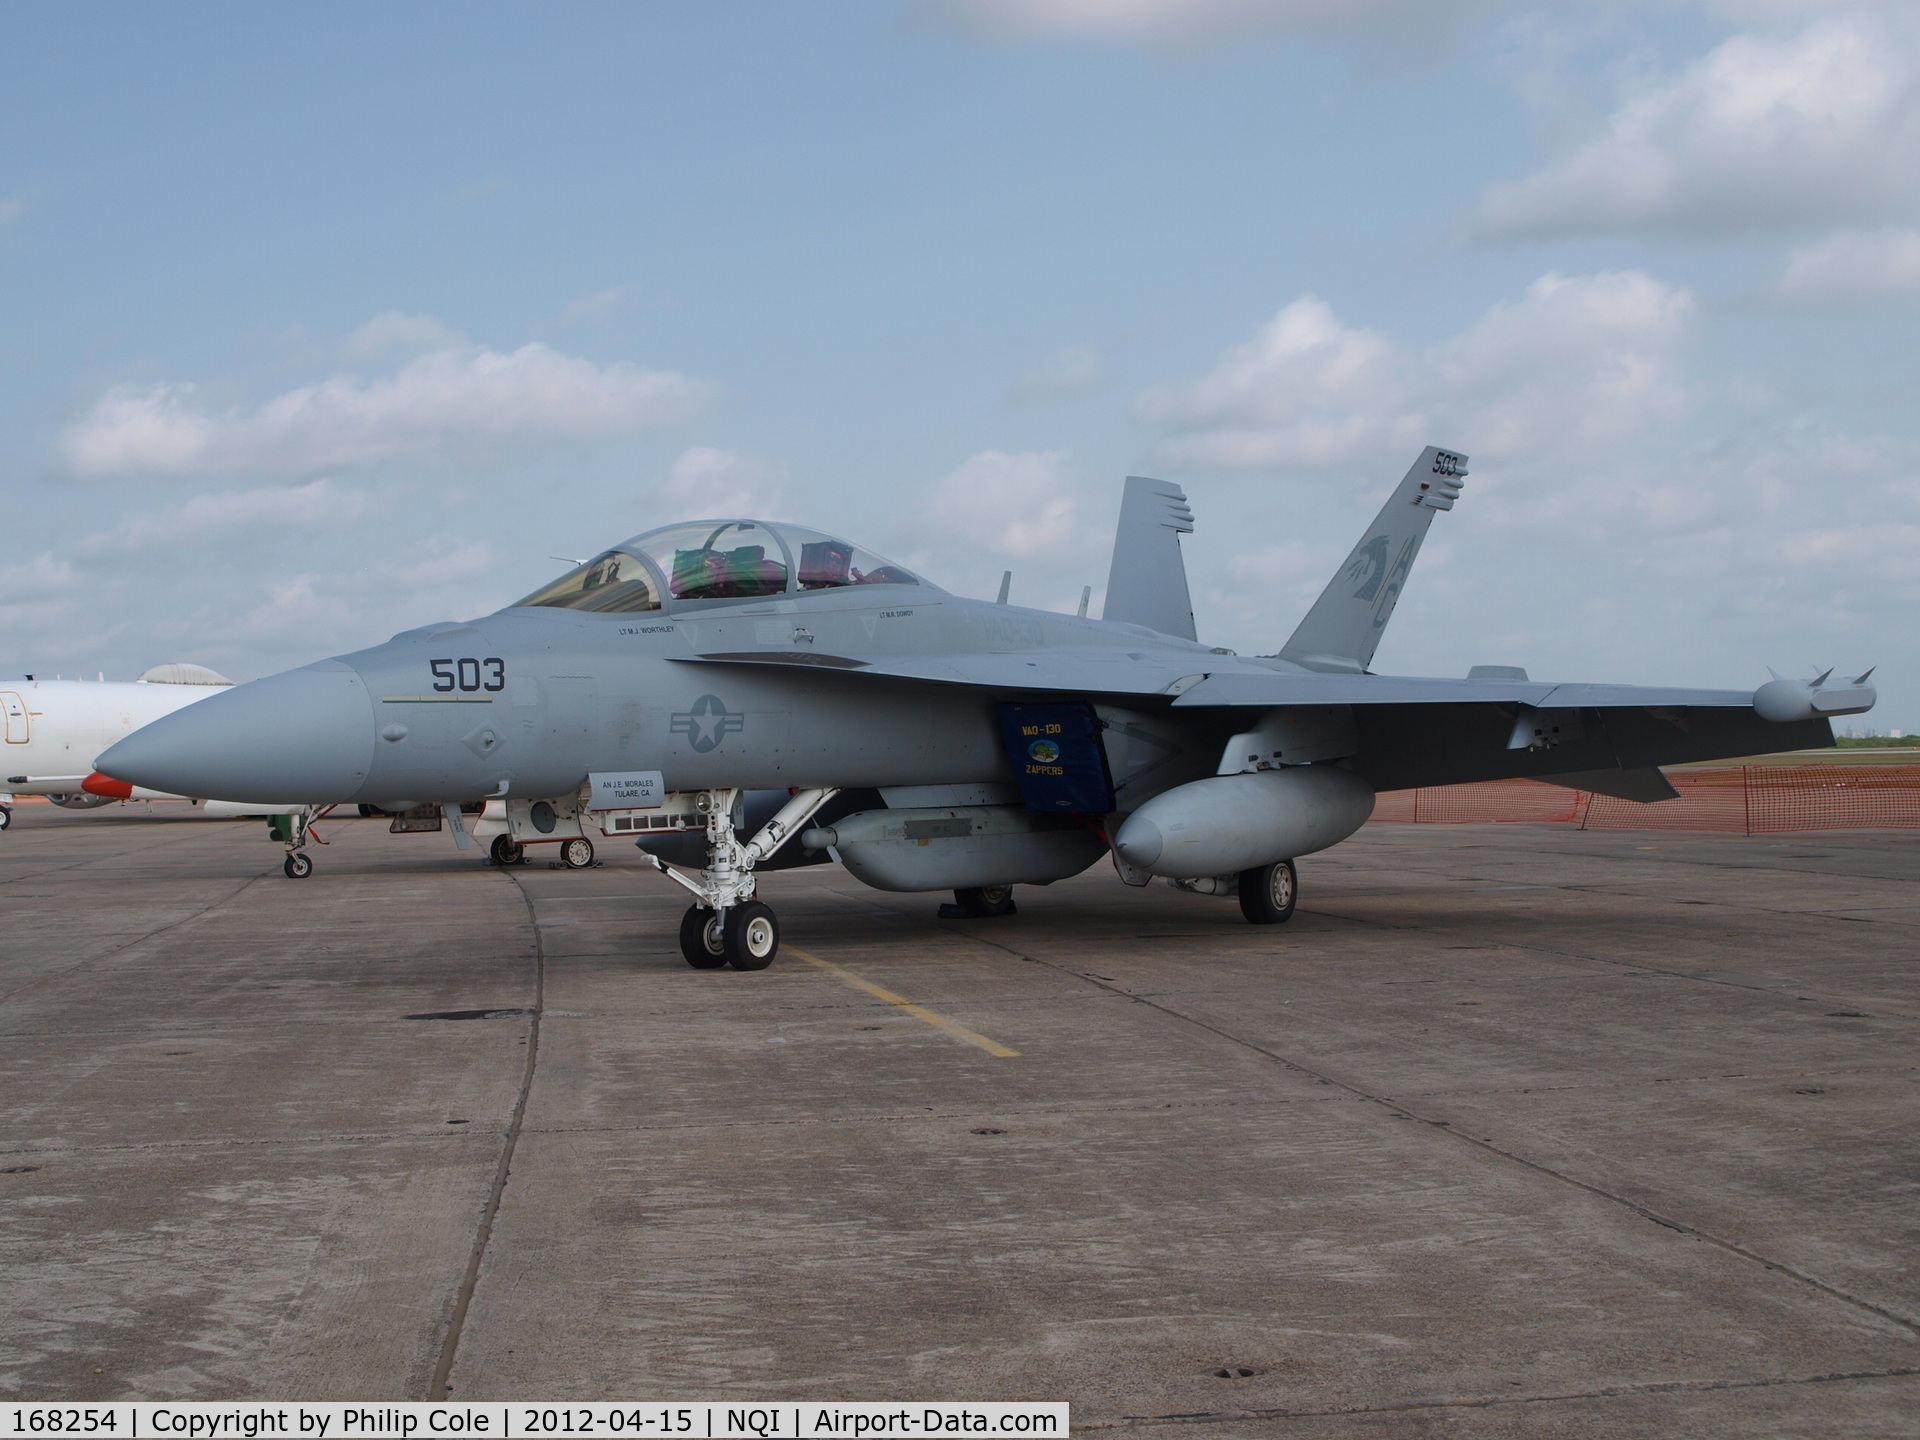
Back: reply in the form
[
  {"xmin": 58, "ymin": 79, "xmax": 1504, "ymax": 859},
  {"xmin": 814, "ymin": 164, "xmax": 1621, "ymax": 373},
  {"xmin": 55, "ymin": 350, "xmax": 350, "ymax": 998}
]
[{"xmin": 81, "ymin": 772, "xmax": 133, "ymax": 799}]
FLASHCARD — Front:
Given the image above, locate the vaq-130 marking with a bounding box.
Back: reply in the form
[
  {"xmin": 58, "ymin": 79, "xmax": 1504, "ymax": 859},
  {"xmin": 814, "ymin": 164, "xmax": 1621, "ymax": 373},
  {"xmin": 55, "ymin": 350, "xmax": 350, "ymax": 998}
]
[{"xmin": 98, "ymin": 448, "xmax": 1876, "ymax": 969}]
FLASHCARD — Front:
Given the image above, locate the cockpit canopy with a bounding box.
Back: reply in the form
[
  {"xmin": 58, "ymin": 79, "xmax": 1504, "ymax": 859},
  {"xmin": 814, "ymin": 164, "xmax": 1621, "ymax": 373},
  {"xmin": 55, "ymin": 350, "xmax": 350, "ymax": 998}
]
[{"xmin": 511, "ymin": 520, "xmax": 933, "ymax": 614}]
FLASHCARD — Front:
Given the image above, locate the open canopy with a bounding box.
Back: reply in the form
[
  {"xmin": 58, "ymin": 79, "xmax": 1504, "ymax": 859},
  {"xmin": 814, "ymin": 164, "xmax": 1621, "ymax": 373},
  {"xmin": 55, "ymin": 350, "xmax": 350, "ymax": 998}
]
[{"xmin": 511, "ymin": 520, "xmax": 934, "ymax": 613}]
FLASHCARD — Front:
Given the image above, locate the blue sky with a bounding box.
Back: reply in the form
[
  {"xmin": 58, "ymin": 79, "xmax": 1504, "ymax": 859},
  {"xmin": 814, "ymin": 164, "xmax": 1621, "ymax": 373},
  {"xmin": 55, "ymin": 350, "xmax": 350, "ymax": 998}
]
[{"xmin": 4, "ymin": 1, "xmax": 1915, "ymax": 728}]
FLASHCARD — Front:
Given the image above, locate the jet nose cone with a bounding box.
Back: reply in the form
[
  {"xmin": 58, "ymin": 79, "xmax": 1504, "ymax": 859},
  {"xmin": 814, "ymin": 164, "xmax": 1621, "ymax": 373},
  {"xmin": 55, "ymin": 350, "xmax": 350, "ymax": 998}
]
[{"xmin": 97, "ymin": 663, "xmax": 376, "ymax": 803}]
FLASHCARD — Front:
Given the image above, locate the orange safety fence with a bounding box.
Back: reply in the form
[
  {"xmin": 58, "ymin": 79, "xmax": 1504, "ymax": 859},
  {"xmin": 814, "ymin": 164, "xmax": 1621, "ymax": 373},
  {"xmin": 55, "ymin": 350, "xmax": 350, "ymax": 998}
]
[{"xmin": 1371, "ymin": 766, "xmax": 1920, "ymax": 835}]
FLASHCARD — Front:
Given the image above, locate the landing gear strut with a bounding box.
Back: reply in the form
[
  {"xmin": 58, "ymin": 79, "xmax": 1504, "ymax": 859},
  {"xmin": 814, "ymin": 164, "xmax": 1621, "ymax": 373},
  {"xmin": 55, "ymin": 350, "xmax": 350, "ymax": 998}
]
[{"xmin": 650, "ymin": 787, "xmax": 838, "ymax": 972}]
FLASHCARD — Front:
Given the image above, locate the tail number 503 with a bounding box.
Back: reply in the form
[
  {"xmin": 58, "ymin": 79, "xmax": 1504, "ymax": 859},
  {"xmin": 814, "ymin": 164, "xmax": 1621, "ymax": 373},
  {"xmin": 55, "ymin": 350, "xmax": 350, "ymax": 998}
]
[{"xmin": 431, "ymin": 657, "xmax": 506, "ymax": 693}]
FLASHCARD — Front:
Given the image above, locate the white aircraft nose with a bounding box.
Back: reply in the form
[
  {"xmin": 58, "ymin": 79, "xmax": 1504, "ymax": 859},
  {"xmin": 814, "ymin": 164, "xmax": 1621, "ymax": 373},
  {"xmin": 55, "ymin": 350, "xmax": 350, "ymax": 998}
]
[{"xmin": 96, "ymin": 663, "xmax": 377, "ymax": 804}]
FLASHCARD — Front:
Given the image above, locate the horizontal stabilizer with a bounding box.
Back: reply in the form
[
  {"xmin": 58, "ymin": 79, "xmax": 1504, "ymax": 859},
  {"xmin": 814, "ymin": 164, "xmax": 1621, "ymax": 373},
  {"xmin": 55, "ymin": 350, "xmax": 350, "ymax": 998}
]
[
  {"xmin": 1280, "ymin": 446, "xmax": 1465, "ymax": 674},
  {"xmin": 1103, "ymin": 476, "xmax": 1196, "ymax": 641}
]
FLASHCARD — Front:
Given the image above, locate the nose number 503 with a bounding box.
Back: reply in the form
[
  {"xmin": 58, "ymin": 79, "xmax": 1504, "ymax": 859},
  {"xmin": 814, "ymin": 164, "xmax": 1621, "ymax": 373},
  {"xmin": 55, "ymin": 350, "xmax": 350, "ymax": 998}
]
[{"xmin": 430, "ymin": 657, "xmax": 506, "ymax": 693}]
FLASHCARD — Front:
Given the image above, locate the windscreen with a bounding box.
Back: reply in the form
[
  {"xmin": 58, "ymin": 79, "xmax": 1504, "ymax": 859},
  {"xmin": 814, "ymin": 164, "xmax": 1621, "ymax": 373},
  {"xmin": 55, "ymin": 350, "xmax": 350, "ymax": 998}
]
[{"xmin": 512, "ymin": 550, "xmax": 661, "ymax": 612}]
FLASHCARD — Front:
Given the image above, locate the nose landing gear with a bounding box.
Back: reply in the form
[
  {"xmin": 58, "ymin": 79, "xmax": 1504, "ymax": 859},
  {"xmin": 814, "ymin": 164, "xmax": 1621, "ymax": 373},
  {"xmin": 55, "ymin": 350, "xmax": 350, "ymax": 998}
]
[
  {"xmin": 651, "ymin": 787, "xmax": 838, "ymax": 972},
  {"xmin": 269, "ymin": 806, "xmax": 331, "ymax": 878},
  {"xmin": 676, "ymin": 898, "xmax": 781, "ymax": 970}
]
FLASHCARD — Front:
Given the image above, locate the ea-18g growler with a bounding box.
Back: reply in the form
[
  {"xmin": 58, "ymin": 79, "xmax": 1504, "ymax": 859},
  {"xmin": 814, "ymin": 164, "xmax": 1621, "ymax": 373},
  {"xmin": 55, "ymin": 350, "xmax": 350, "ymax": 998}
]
[{"xmin": 98, "ymin": 447, "xmax": 1875, "ymax": 969}]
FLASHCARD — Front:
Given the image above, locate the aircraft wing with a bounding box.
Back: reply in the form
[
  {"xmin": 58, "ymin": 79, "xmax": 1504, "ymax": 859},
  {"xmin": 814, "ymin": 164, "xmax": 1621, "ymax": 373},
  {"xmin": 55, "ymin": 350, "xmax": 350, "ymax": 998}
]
[
  {"xmin": 677, "ymin": 650, "xmax": 1759, "ymax": 710},
  {"xmin": 1168, "ymin": 672, "xmax": 1759, "ymax": 709}
]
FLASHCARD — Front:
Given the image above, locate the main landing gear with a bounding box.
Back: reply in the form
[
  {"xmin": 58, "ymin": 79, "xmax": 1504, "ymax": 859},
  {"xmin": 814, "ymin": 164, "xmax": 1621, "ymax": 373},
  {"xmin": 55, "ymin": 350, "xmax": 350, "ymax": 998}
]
[
  {"xmin": 647, "ymin": 787, "xmax": 839, "ymax": 972},
  {"xmin": 1237, "ymin": 859, "xmax": 1298, "ymax": 924},
  {"xmin": 938, "ymin": 885, "xmax": 1018, "ymax": 919}
]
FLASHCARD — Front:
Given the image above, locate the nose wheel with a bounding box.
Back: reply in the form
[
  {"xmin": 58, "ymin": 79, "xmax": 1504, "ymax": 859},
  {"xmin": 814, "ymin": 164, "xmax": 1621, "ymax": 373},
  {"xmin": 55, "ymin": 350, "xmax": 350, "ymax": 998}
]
[
  {"xmin": 678, "ymin": 901, "xmax": 781, "ymax": 970},
  {"xmin": 679, "ymin": 905, "xmax": 729, "ymax": 968},
  {"xmin": 270, "ymin": 806, "xmax": 329, "ymax": 878}
]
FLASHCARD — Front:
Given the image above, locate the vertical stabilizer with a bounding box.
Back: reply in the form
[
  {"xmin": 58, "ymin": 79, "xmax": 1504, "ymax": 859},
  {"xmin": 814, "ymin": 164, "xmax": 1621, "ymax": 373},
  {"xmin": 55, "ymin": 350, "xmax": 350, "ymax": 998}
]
[
  {"xmin": 1279, "ymin": 446, "xmax": 1466, "ymax": 673},
  {"xmin": 1102, "ymin": 476, "xmax": 1196, "ymax": 640}
]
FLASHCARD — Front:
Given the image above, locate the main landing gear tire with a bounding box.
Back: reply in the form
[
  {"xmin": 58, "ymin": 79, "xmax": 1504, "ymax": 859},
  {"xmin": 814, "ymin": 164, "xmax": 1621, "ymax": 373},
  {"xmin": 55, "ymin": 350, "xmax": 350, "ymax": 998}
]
[
  {"xmin": 1238, "ymin": 859, "xmax": 1297, "ymax": 925},
  {"xmin": 490, "ymin": 834, "xmax": 524, "ymax": 866},
  {"xmin": 954, "ymin": 885, "xmax": 1017, "ymax": 918},
  {"xmin": 357, "ymin": 803, "xmax": 382, "ymax": 818},
  {"xmin": 0, "ymin": 806, "xmax": 11, "ymax": 832},
  {"xmin": 679, "ymin": 905, "xmax": 730, "ymax": 969},
  {"xmin": 560, "ymin": 837, "xmax": 595, "ymax": 868},
  {"xmin": 284, "ymin": 852, "xmax": 314, "ymax": 879},
  {"xmin": 724, "ymin": 900, "xmax": 780, "ymax": 970}
]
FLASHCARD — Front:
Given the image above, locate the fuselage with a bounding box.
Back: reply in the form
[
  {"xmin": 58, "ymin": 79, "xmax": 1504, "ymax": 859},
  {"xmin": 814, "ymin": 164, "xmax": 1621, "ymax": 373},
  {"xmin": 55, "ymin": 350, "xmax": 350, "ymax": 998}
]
[{"xmin": 95, "ymin": 582, "xmax": 1252, "ymax": 807}]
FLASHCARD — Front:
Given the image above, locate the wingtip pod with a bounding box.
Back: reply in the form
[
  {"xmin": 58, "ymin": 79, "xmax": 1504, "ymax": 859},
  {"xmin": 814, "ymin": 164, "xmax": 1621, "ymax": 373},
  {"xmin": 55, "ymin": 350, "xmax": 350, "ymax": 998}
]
[{"xmin": 1753, "ymin": 669, "xmax": 1877, "ymax": 723}]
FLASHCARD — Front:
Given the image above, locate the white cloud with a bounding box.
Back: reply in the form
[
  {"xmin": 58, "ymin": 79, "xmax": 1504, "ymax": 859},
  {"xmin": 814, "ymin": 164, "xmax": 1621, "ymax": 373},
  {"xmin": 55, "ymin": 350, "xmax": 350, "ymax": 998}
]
[
  {"xmin": 650, "ymin": 447, "xmax": 789, "ymax": 518},
  {"xmin": 1008, "ymin": 344, "xmax": 1104, "ymax": 402},
  {"xmin": 1471, "ymin": 14, "xmax": 1920, "ymax": 239},
  {"xmin": 74, "ymin": 480, "xmax": 378, "ymax": 559},
  {"xmin": 0, "ymin": 483, "xmax": 506, "ymax": 681},
  {"xmin": 344, "ymin": 311, "xmax": 462, "ymax": 357},
  {"xmin": 928, "ymin": 449, "xmax": 1083, "ymax": 556},
  {"xmin": 924, "ymin": 0, "xmax": 1493, "ymax": 46},
  {"xmin": 1137, "ymin": 270, "xmax": 1694, "ymax": 472},
  {"xmin": 61, "ymin": 338, "xmax": 712, "ymax": 481},
  {"xmin": 1767, "ymin": 226, "xmax": 1920, "ymax": 303},
  {"xmin": 881, "ymin": 449, "xmax": 1110, "ymax": 609},
  {"xmin": 557, "ymin": 286, "xmax": 640, "ymax": 325}
]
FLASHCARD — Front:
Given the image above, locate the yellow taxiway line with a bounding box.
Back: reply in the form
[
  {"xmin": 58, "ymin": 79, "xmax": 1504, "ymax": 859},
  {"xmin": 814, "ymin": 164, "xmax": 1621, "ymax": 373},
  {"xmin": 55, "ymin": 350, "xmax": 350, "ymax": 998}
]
[{"xmin": 786, "ymin": 946, "xmax": 1020, "ymax": 1058}]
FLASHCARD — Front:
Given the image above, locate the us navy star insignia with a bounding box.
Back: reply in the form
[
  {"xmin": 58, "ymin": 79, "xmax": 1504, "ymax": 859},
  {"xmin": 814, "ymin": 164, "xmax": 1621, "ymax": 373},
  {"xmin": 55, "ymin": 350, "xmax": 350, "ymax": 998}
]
[{"xmin": 671, "ymin": 693, "xmax": 745, "ymax": 753}]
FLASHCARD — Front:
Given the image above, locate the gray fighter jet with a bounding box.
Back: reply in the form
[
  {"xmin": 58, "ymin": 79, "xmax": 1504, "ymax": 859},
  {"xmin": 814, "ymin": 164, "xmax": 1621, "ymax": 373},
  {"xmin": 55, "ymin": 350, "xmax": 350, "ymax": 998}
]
[{"xmin": 98, "ymin": 447, "xmax": 1875, "ymax": 968}]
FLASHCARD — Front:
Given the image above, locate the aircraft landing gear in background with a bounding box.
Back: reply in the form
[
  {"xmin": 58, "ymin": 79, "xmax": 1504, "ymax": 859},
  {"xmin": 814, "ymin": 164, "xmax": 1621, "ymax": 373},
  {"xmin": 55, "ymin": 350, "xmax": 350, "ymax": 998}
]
[
  {"xmin": 941, "ymin": 885, "xmax": 1018, "ymax": 919},
  {"xmin": 1238, "ymin": 858, "xmax": 1297, "ymax": 924},
  {"xmin": 0, "ymin": 805, "xmax": 11, "ymax": 832},
  {"xmin": 560, "ymin": 837, "xmax": 595, "ymax": 868}
]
